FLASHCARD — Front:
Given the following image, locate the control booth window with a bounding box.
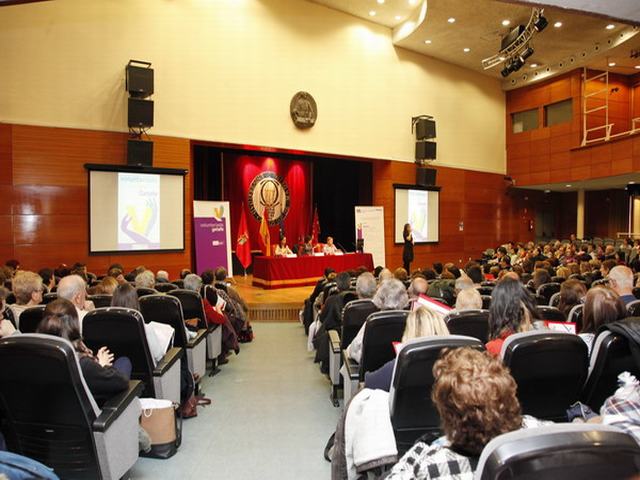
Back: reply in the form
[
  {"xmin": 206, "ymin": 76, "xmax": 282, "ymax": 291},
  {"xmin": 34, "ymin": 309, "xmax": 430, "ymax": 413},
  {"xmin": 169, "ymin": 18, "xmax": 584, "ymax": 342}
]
[
  {"xmin": 511, "ymin": 108, "xmax": 538, "ymax": 133},
  {"xmin": 544, "ymin": 99, "xmax": 573, "ymax": 127}
]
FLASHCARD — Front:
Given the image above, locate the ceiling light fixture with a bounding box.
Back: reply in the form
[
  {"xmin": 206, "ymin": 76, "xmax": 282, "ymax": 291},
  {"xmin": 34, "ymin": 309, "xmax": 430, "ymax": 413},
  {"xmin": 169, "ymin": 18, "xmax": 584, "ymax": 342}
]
[
  {"xmin": 554, "ymin": 21, "xmax": 562, "ymax": 28},
  {"xmin": 424, "ymin": 39, "xmax": 432, "ymax": 44},
  {"xmin": 447, "ymin": 17, "xmax": 456, "ymax": 23},
  {"xmin": 463, "ymin": 47, "xmax": 470, "ymax": 53},
  {"xmin": 369, "ymin": 10, "xmax": 376, "ymax": 16},
  {"xmin": 606, "ymin": 24, "xmax": 615, "ymax": 30},
  {"xmin": 377, "ymin": 0, "xmax": 385, "ymax": 4},
  {"xmin": 502, "ymin": 19, "xmax": 511, "ymax": 26},
  {"xmin": 530, "ymin": 63, "xmax": 538, "ymax": 68},
  {"xmin": 609, "ymin": 62, "xmax": 616, "ymax": 67},
  {"xmin": 635, "ymin": 65, "xmax": 640, "ymax": 70},
  {"xmin": 408, "ymin": 0, "xmax": 417, "ymax": 4},
  {"xmin": 566, "ymin": 184, "xmax": 572, "ymax": 187}
]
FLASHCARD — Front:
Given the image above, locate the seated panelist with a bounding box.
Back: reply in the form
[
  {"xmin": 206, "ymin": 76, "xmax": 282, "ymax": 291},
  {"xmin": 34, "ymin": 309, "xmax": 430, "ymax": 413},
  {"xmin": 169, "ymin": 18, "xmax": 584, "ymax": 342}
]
[
  {"xmin": 323, "ymin": 236, "xmax": 338, "ymax": 255},
  {"xmin": 301, "ymin": 235, "xmax": 314, "ymax": 256},
  {"xmin": 275, "ymin": 237, "xmax": 293, "ymax": 257}
]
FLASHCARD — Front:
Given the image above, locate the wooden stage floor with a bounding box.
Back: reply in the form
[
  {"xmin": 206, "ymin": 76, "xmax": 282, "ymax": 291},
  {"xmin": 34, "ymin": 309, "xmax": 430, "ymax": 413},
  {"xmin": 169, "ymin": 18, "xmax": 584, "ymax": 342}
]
[{"xmin": 233, "ymin": 275, "xmax": 314, "ymax": 322}]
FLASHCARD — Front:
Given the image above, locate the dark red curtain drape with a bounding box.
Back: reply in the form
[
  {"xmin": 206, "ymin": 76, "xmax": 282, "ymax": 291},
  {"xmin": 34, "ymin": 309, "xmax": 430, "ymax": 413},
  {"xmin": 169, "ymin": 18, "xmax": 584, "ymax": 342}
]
[{"xmin": 224, "ymin": 154, "xmax": 312, "ymax": 252}]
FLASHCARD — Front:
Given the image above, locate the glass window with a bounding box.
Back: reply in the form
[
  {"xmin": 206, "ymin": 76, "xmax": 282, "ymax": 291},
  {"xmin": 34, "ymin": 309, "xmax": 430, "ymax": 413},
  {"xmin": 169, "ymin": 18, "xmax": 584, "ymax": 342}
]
[
  {"xmin": 511, "ymin": 108, "xmax": 538, "ymax": 133},
  {"xmin": 545, "ymin": 99, "xmax": 572, "ymax": 127}
]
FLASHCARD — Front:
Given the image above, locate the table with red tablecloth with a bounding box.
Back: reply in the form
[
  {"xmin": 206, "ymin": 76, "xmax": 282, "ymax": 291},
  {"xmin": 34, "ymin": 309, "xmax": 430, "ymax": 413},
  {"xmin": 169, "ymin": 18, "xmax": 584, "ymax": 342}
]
[{"xmin": 252, "ymin": 253, "xmax": 374, "ymax": 289}]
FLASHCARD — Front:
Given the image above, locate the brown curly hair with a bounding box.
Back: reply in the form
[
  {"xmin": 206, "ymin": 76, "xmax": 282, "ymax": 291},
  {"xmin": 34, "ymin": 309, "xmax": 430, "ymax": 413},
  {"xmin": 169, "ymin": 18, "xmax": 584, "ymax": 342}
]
[{"xmin": 432, "ymin": 347, "xmax": 522, "ymax": 455}]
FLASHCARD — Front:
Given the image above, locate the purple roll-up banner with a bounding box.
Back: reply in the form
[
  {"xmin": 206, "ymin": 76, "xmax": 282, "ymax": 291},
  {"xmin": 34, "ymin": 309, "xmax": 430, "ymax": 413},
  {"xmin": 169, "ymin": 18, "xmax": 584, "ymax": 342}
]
[{"xmin": 193, "ymin": 201, "xmax": 233, "ymax": 276}]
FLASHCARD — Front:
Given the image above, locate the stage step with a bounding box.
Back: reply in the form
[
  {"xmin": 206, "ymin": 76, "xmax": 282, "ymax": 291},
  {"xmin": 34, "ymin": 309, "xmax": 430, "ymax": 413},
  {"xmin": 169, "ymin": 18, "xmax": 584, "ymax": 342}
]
[{"xmin": 248, "ymin": 304, "xmax": 301, "ymax": 323}]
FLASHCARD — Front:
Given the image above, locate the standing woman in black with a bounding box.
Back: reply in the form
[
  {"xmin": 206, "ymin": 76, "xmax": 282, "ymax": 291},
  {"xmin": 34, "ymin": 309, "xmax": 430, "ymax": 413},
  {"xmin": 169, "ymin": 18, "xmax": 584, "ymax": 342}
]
[{"xmin": 402, "ymin": 223, "xmax": 414, "ymax": 273}]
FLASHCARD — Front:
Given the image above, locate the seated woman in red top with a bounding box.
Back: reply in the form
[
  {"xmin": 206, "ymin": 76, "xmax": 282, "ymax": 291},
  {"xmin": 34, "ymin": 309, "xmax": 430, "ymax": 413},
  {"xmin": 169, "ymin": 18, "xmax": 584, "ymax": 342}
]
[{"xmin": 486, "ymin": 277, "xmax": 538, "ymax": 357}]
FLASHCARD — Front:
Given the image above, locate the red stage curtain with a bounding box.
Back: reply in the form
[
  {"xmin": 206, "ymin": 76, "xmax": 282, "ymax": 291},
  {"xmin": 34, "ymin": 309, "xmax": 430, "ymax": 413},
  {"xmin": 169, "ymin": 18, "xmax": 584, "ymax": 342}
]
[{"xmin": 223, "ymin": 154, "xmax": 312, "ymax": 252}]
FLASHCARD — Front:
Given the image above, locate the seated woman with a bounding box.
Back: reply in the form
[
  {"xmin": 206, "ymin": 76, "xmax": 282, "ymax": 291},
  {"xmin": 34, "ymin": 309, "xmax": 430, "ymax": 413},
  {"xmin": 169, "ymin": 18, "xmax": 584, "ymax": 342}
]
[
  {"xmin": 274, "ymin": 237, "xmax": 293, "ymax": 257},
  {"xmin": 346, "ymin": 279, "xmax": 409, "ymax": 363},
  {"xmin": 454, "ymin": 287, "xmax": 482, "ymax": 311},
  {"xmin": 9, "ymin": 271, "xmax": 43, "ymax": 328},
  {"xmin": 557, "ymin": 279, "xmax": 586, "ymax": 319},
  {"xmin": 302, "ymin": 235, "xmax": 314, "ymax": 256},
  {"xmin": 579, "ymin": 286, "xmax": 626, "ymax": 355},
  {"xmin": 364, "ymin": 306, "xmax": 448, "ymax": 392},
  {"xmin": 385, "ymin": 348, "xmax": 523, "ymax": 479},
  {"xmin": 111, "ymin": 283, "xmax": 174, "ymax": 366},
  {"xmin": 37, "ymin": 298, "xmax": 130, "ymax": 405},
  {"xmin": 486, "ymin": 277, "xmax": 538, "ymax": 357}
]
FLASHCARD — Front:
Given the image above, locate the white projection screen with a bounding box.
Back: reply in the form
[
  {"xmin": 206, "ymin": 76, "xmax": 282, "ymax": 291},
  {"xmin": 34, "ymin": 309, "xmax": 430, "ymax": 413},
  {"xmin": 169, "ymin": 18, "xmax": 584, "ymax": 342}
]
[
  {"xmin": 394, "ymin": 186, "xmax": 440, "ymax": 244},
  {"xmin": 89, "ymin": 169, "xmax": 185, "ymax": 253}
]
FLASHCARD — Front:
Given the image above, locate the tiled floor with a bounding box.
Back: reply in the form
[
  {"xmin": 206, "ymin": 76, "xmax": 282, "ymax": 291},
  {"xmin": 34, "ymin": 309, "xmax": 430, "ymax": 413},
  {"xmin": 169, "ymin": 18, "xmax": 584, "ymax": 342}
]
[{"xmin": 130, "ymin": 322, "xmax": 339, "ymax": 479}]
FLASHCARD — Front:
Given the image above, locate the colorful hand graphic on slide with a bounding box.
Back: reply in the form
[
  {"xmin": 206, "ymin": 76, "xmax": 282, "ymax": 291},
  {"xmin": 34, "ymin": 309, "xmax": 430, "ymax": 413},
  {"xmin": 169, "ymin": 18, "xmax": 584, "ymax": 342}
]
[{"xmin": 120, "ymin": 198, "xmax": 158, "ymax": 243}]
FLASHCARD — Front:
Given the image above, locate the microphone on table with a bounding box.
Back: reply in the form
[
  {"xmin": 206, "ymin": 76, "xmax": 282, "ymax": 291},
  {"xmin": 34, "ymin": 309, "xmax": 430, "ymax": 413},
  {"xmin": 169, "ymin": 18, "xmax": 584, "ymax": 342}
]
[{"xmin": 335, "ymin": 242, "xmax": 348, "ymax": 253}]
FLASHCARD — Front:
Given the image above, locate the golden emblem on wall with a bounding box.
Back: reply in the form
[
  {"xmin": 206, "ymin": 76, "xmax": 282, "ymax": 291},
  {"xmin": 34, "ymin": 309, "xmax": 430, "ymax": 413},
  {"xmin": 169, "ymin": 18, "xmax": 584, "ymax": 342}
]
[{"xmin": 290, "ymin": 91, "xmax": 317, "ymax": 129}]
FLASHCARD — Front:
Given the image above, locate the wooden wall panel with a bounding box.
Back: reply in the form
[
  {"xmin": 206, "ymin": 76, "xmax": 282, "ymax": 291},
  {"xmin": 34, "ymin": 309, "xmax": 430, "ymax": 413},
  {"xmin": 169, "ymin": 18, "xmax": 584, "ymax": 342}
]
[{"xmin": 0, "ymin": 124, "xmax": 12, "ymax": 185}]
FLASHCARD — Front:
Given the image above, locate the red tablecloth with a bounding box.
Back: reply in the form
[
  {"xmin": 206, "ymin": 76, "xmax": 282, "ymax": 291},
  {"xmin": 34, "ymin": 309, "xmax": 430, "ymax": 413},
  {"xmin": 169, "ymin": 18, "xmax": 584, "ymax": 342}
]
[{"xmin": 252, "ymin": 253, "xmax": 374, "ymax": 289}]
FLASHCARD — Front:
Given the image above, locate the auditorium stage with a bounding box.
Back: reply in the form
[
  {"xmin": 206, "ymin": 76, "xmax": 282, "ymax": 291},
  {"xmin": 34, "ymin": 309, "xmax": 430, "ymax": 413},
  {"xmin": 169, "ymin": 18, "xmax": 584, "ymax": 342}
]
[{"xmin": 233, "ymin": 275, "xmax": 313, "ymax": 322}]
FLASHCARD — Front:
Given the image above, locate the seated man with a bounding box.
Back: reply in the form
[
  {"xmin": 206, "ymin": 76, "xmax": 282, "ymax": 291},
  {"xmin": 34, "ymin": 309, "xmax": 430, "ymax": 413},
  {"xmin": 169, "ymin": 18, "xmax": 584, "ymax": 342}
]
[
  {"xmin": 135, "ymin": 270, "xmax": 156, "ymax": 290},
  {"xmin": 57, "ymin": 274, "xmax": 93, "ymax": 332},
  {"xmin": 608, "ymin": 265, "xmax": 636, "ymax": 305},
  {"xmin": 385, "ymin": 348, "xmax": 523, "ymax": 479},
  {"xmin": 323, "ymin": 236, "xmax": 338, "ymax": 255}
]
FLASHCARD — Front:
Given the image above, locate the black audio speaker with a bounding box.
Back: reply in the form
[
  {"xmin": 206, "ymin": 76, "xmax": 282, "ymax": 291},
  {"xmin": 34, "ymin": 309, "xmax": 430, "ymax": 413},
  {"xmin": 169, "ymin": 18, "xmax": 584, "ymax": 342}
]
[
  {"xmin": 626, "ymin": 184, "xmax": 640, "ymax": 196},
  {"xmin": 416, "ymin": 167, "xmax": 437, "ymax": 187},
  {"xmin": 415, "ymin": 118, "xmax": 436, "ymax": 140},
  {"xmin": 128, "ymin": 98, "xmax": 154, "ymax": 128},
  {"xmin": 415, "ymin": 140, "xmax": 436, "ymax": 161},
  {"xmin": 126, "ymin": 65, "xmax": 154, "ymax": 98},
  {"xmin": 127, "ymin": 139, "xmax": 153, "ymax": 167}
]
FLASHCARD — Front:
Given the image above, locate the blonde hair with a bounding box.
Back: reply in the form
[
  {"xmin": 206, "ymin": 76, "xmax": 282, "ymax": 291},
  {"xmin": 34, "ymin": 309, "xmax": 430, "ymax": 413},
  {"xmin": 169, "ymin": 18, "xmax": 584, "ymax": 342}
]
[
  {"xmin": 402, "ymin": 306, "xmax": 449, "ymax": 342},
  {"xmin": 12, "ymin": 271, "xmax": 43, "ymax": 305},
  {"xmin": 455, "ymin": 288, "xmax": 482, "ymax": 311}
]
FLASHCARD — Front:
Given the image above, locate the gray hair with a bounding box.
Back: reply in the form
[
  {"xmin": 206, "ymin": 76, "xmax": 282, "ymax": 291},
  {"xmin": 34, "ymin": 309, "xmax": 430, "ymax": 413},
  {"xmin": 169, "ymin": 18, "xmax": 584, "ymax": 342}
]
[
  {"xmin": 454, "ymin": 276, "xmax": 474, "ymax": 292},
  {"xmin": 156, "ymin": 270, "xmax": 169, "ymax": 281},
  {"xmin": 373, "ymin": 278, "xmax": 409, "ymax": 310},
  {"xmin": 378, "ymin": 268, "xmax": 394, "ymax": 284},
  {"xmin": 135, "ymin": 270, "xmax": 155, "ymax": 289},
  {"xmin": 356, "ymin": 272, "xmax": 377, "ymax": 299},
  {"xmin": 57, "ymin": 274, "xmax": 86, "ymax": 304},
  {"xmin": 455, "ymin": 288, "xmax": 482, "ymax": 311},
  {"xmin": 407, "ymin": 277, "xmax": 428, "ymax": 297},
  {"xmin": 184, "ymin": 274, "xmax": 203, "ymax": 292}
]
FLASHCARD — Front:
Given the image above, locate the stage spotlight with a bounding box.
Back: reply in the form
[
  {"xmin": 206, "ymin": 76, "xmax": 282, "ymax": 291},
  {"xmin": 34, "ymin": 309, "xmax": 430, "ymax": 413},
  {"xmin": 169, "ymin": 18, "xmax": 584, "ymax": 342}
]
[
  {"xmin": 501, "ymin": 65, "xmax": 511, "ymax": 77},
  {"xmin": 534, "ymin": 14, "xmax": 548, "ymax": 32},
  {"xmin": 510, "ymin": 56, "xmax": 525, "ymax": 72},
  {"xmin": 520, "ymin": 46, "xmax": 534, "ymax": 61}
]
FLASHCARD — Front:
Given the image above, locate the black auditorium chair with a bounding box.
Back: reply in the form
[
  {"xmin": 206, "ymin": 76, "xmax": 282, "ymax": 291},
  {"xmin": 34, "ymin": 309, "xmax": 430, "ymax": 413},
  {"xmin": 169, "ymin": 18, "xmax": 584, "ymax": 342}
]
[
  {"xmin": 0, "ymin": 334, "xmax": 143, "ymax": 480},
  {"xmin": 88, "ymin": 294, "xmax": 113, "ymax": 309},
  {"xmin": 533, "ymin": 293, "xmax": 548, "ymax": 306},
  {"xmin": 154, "ymin": 283, "xmax": 179, "ymax": 293},
  {"xmin": 83, "ymin": 307, "xmax": 183, "ymax": 403},
  {"xmin": 551, "ymin": 275, "xmax": 566, "ymax": 284},
  {"xmin": 341, "ymin": 310, "xmax": 408, "ymax": 404},
  {"xmin": 475, "ymin": 424, "xmax": 640, "ymax": 480},
  {"xmin": 537, "ymin": 282, "xmax": 561, "ymax": 303},
  {"xmin": 500, "ymin": 331, "xmax": 588, "ymax": 421},
  {"xmin": 136, "ymin": 287, "xmax": 156, "ymax": 298},
  {"xmin": 549, "ymin": 292, "xmax": 561, "ymax": 307},
  {"xmin": 568, "ymin": 304, "xmax": 584, "ymax": 331},
  {"xmin": 481, "ymin": 295, "xmax": 491, "ymax": 310},
  {"xmin": 389, "ymin": 335, "xmax": 484, "ymax": 453},
  {"xmin": 17, "ymin": 305, "xmax": 45, "ymax": 334},
  {"xmin": 140, "ymin": 294, "xmax": 208, "ymax": 380},
  {"xmin": 480, "ymin": 281, "xmax": 495, "ymax": 287},
  {"xmin": 328, "ymin": 299, "xmax": 379, "ymax": 406},
  {"xmin": 42, "ymin": 292, "xmax": 58, "ymax": 304},
  {"xmin": 321, "ymin": 282, "xmax": 337, "ymax": 301},
  {"xmin": 5, "ymin": 293, "xmax": 15, "ymax": 305},
  {"xmin": 171, "ymin": 288, "xmax": 221, "ymax": 375},
  {"xmin": 536, "ymin": 306, "xmax": 566, "ymax": 322},
  {"xmin": 476, "ymin": 286, "xmax": 493, "ymax": 296},
  {"xmin": 582, "ymin": 327, "xmax": 640, "ymax": 411},
  {"xmin": 444, "ymin": 309, "xmax": 489, "ymax": 343},
  {"xmin": 627, "ymin": 300, "xmax": 640, "ymax": 317},
  {"xmin": 633, "ymin": 287, "xmax": 640, "ymax": 300},
  {"xmin": 172, "ymin": 279, "xmax": 184, "ymax": 289}
]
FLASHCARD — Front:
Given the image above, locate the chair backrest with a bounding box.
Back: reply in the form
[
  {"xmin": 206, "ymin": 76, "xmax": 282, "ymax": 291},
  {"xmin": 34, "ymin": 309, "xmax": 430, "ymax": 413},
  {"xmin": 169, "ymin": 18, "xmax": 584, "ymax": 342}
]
[
  {"xmin": 476, "ymin": 286, "xmax": 493, "ymax": 296},
  {"xmin": 535, "ymin": 306, "xmax": 566, "ymax": 322},
  {"xmin": 340, "ymin": 299, "xmax": 379, "ymax": 349},
  {"xmin": 481, "ymin": 295, "xmax": 491, "ymax": 310},
  {"xmin": 549, "ymin": 292, "xmax": 561, "ymax": 307},
  {"xmin": 389, "ymin": 335, "xmax": 484, "ymax": 451},
  {"xmin": 88, "ymin": 294, "xmax": 113, "ymax": 308},
  {"xmin": 475, "ymin": 424, "xmax": 640, "ymax": 480},
  {"xmin": 136, "ymin": 287, "xmax": 157, "ymax": 298},
  {"xmin": 444, "ymin": 309, "xmax": 489, "ymax": 343},
  {"xmin": 172, "ymin": 279, "xmax": 184, "ymax": 289},
  {"xmin": 3, "ymin": 307, "xmax": 16, "ymax": 328},
  {"xmin": 480, "ymin": 281, "xmax": 495, "ymax": 287},
  {"xmin": 154, "ymin": 283, "xmax": 179, "ymax": 293},
  {"xmin": 139, "ymin": 294, "xmax": 187, "ymax": 348},
  {"xmin": 359, "ymin": 310, "xmax": 408, "ymax": 381},
  {"xmin": 551, "ymin": 276, "xmax": 566, "ymax": 284},
  {"xmin": 568, "ymin": 304, "xmax": 584, "ymax": 331},
  {"xmin": 533, "ymin": 293, "xmax": 547, "ymax": 305},
  {"xmin": 0, "ymin": 334, "xmax": 102, "ymax": 479},
  {"xmin": 42, "ymin": 292, "xmax": 58, "ymax": 305},
  {"xmin": 321, "ymin": 281, "xmax": 337, "ymax": 301},
  {"xmin": 501, "ymin": 331, "xmax": 588, "ymax": 421},
  {"xmin": 83, "ymin": 307, "xmax": 157, "ymax": 397},
  {"xmin": 627, "ymin": 300, "xmax": 640, "ymax": 317},
  {"xmin": 17, "ymin": 305, "xmax": 46, "ymax": 334},
  {"xmin": 537, "ymin": 282, "xmax": 561, "ymax": 301},
  {"xmin": 581, "ymin": 330, "xmax": 640, "ymax": 411},
  {"xmin": 170, "ymin": 289, "xmax": 206, "ymax": 329},
  {"xmin": 340, "ymin": 291, "xmax": 358, "ymax": 305}
]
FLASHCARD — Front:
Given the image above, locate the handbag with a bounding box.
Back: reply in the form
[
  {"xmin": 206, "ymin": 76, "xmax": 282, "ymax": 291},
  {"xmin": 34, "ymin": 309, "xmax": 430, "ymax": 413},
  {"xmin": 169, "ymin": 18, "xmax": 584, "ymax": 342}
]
[
  {"xmin": 139, "ymin": 398, "xmax": 182, "ymax": 459},
  {"xmin": 180, "ymin": 394, "xmax": 212, "ymax": 419}
]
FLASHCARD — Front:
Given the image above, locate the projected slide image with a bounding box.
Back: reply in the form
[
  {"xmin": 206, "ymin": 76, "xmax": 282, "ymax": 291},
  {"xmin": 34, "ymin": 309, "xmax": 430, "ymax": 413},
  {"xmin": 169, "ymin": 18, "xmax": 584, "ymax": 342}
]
[
  {"xmin": 118, "ymin": 173, "xmax": 160, "ymax": 249},
  {"xmin": 408, "ymin": 189, "xmax": 429, "ymax": 242}
]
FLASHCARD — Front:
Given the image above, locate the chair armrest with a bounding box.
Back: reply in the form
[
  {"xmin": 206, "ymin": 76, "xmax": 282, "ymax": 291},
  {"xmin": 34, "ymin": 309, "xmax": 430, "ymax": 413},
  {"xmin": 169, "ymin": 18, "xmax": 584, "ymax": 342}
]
[
  {"xmin": 153, "ymin": 347, "xmax": 183, "ymax": 376},
  {"xmin": 342, "ymin": 350, "xmax": 359, "ymax": 381},
  {"xmin": 187, "ymin": 328, "xmax": 208, "ymax": 348},
  {"xmin": 93, "ymin": 380, "xmax": 144, "ymax": 432},
  {"xmin": 208, "ymin": 324, "xmax": 220, "ymax": 334},
  {"xmin": 329, "ymin": 330, "xmax": 341, "ymax": 354}
]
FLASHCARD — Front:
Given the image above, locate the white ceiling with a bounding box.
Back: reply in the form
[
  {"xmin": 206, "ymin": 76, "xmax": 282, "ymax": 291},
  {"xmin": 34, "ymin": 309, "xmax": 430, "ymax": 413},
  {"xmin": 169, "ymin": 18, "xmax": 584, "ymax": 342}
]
[{"xmin": 309, "ymin": 0, "xmax": 640, "ymax": 89}]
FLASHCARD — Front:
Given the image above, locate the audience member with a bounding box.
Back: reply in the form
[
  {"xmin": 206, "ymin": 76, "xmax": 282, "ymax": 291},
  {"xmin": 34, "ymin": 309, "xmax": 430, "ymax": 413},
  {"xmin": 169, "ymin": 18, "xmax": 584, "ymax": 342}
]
[
  {"xmin": 557, "ymin": 279, "xmax": 587, "ymax": 319},
  {"xmin": 57, "ymin": 274, "xmax": 92, "ymax": 330},
  {"xmin": 393, "ymin": 268, "xmax": 408, "ymax": 282},
  {"xmin": 9, "ymin": 271, "xmax": 43, "ymax": 328},
  {"xmin": 38, "ymin": 268, "xmax": 55, "ymax": 292},
  {"xmin": 579, "ymin": 286, "xmax": 626, "ymax": 355},
  {"xmin": 156, "ymin": 270, "xmax": 170, "ymax": 283},
  {"xmin": 454, "ymin": 287, "xmax": 482, "ymax": 311},
  {"xmin": 135, "ymin": 270, "xmax": 156, "ymax": 290},
  {"xmin": 608, "ymin": 265, "xmax": 636, "ymax": 305},
  {"xmin": 99, "ymin": 276, "xmax": 119, "ymax": 295}
]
